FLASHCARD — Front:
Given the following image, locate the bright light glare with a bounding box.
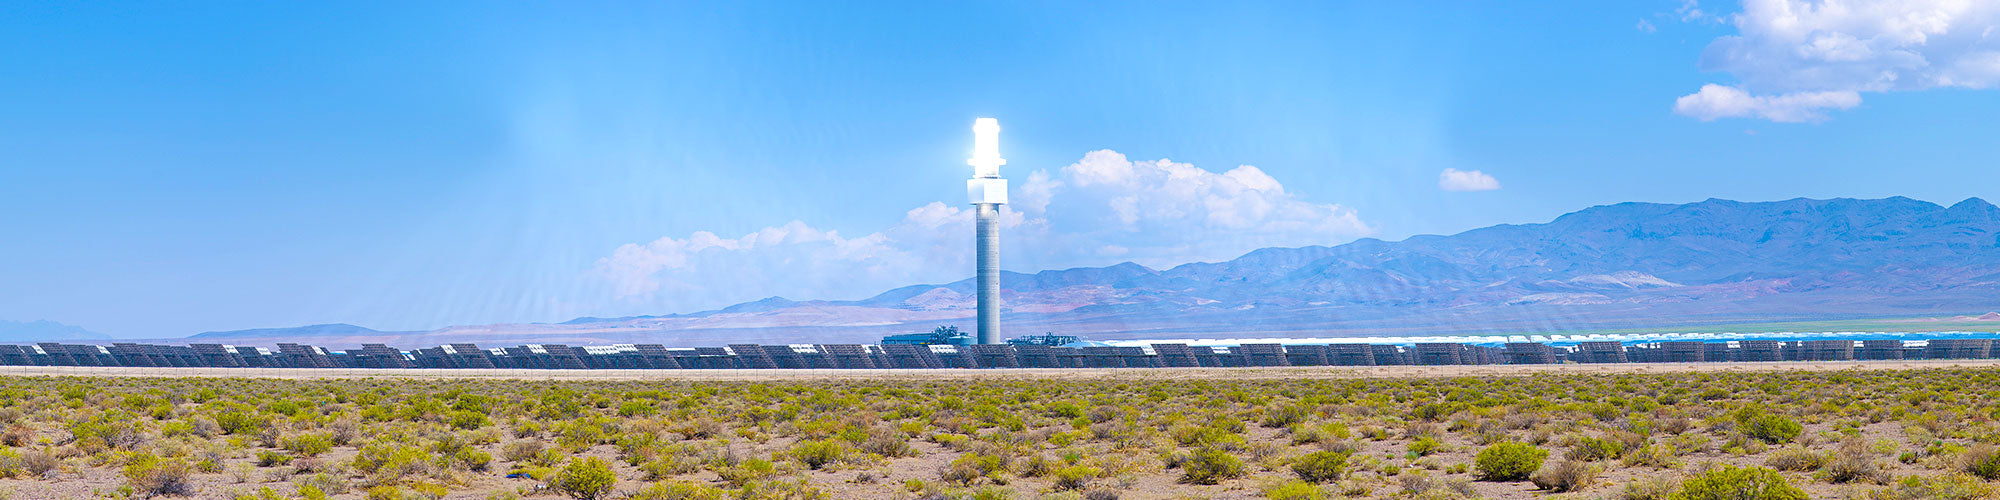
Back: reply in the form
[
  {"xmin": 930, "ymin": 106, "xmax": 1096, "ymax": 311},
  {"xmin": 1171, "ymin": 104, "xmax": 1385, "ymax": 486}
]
[
  {"xmin": 970, "ymin": 118, "xmax": 1004, "ymax": 177},
  {"xmin": 973, "ymin": 118, "xmax": 1000, "ymax": 159}
]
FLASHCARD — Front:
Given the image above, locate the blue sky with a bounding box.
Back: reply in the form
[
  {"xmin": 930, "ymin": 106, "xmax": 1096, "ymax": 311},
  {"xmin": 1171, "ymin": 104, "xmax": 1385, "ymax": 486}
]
[{"xmin": 3, "ymin": 1, "xmax": 1998, "ymax": 337}]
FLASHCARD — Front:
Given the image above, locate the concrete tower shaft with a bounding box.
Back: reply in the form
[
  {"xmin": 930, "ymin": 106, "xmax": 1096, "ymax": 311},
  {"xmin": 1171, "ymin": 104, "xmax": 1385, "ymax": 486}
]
[{"xmin": 975, "ymin": 203, "xmax": 1001, "ymax": 344}]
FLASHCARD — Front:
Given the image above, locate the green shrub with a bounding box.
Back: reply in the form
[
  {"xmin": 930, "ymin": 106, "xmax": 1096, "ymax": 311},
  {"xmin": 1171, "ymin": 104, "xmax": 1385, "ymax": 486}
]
[
  {"xmin": 1407, "ymin": 436, "xmax": 1445, "ymax": 456},
  {"xmin": 552, "ymin": 456, "xmax": 617, "ymax": 500},
  {"xmin": 283, "ymin": 433, "xmax": 334, "ymax": 456},
  {"xmin": 1290, "ymin": 451, "xmax": 1350, "ymax": 483},
  {"xmin": 789, "ymin": 439, "xmax": 849, "ymax": 470},
  {"xmin": 1741, "ymin": 414, "xmax": 1802, "ymax": 444},
  {"xmin": 942, "ymin": 453, "xmax": 1008, "ymax": 485},
  {"xmin": 1262, "ymin": 479, "xmax": 1327, "ymax": 500},
  {"xmin": 256, "ymin": 450, "xmax": 294, "ymax": 467},
  {"xmin": 365, "ymin": 486, "xmax": 403, "ymax": 500},
  {"xmin": 1475, "ymin": 442, "xmax": 1548, "ymax": 481},
  {"xmin": 1568, "ymin": 436, "xmax": 1626, "ymax": 462},
  {"xmin": 1261, "ymin": 405, "xmax": 1308, "ymax": 428},
  {"xmin": 641, "ymin": 456, "xmax": 699, "ymax": 480},
  {"xmin": 1673, "ymin": 466, "xmax": 1805, "ymax": 500},
  {"xmin": 1180, "ymin": 448, "xmax": 1245, "ymax": 485},
  {"xmin": 716, "ymin": 458, "xmax": 777, "ymax": 486},
  {"xmin": 448, "ymin": 411, "xmax": 488, "ymax": 430},
  {"xmin": 1052, "ymin": 465, "xmax": 1099, "ymax": 490}
]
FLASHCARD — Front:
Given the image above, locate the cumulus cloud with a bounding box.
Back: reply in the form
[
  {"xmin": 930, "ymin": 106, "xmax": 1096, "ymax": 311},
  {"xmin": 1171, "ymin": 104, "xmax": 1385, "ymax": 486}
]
[
  {"xmin": 1673, "ymin": 0, "xmax": 2000, "ymax": 122},
  {"xmin": 592, "ymin": 150, "xmax": 1372, "ymax": 311},
  {"xmin": 1437, "ymin": 168, "xmax": 1501, "ymax": 192},
  {"xmin": 1674, "ymin": 84, "xmax": 1862, "ymax": 122}
]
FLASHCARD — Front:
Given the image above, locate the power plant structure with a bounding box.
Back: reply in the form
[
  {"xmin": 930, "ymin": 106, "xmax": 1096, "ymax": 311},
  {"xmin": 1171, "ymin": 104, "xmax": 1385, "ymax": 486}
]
[{"xmin": 966, "ymin": 118, "xmax": 1007, "ymax": 344}]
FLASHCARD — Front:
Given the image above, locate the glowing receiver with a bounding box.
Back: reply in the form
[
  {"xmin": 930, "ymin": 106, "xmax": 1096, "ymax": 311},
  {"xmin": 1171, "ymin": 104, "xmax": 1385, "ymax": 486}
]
[{"xmin": 966, "ymin": 118, "xmax": 1007, "ymax": 205}]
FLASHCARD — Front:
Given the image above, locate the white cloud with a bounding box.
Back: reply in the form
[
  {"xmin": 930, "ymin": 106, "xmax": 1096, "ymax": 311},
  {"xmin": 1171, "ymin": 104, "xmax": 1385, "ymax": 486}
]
[
  {"xmin": 1638, "ymin": 19, "xmax": 1660, "ymax": 33},
  {"xmin": 1437, "ymin": 168, "xmax": 1501, "ymax": 192},
  {"xmin": 592, "ymin": 150, "xmax": 1373, "ymax": 311},
  {"xmin": 1674, "ymin": 0, "xmax": 2000, "ymax": 122},
  {"xmin": 1673, "ymin": 84, "xmax": 1862, "ymax": 122},
  {"xmin": 1678, "ymin": 0, "xmax": 1720, "ymax": 23}
]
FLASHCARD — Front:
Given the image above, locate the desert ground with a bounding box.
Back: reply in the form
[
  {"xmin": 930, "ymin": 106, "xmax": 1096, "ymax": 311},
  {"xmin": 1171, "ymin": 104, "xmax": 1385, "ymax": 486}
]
[{"xmin": 0, "ymin": 362, "xmax": 1997, "ymax": 500}]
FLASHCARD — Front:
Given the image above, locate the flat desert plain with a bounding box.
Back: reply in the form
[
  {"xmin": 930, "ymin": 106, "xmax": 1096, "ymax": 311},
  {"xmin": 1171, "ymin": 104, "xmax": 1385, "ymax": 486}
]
[{"xmin": 0, "ymin": 361, "xmax": 1997, "ymax": 500}]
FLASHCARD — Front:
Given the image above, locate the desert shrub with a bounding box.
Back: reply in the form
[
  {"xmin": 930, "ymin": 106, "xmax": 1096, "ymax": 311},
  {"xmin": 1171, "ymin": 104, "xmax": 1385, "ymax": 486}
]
[
  {"xmin": 1290, "ymin": 451, "xmax": 1350, "ymax": 483},
  {"xmin": 351, "ymin": 443, "xmax": 435, "ymax": 481},
  {"xmin": 257, "ymin": 450, "xmax": 295, "ymax": 467},
  {"xmin": 1475, "ymin": 442, "xmax": 1548, "ymax": 481},
  {"xmin": 1399, "ymin": 471, "xmax": 1478, "ymax": 498},
  {"xmin": 501, "ymin": 440, "xmax": 543, "ymax": 463},
  {"xmin": 552, "ymin": 456, "xmax": 617, "ymax": 500},
  {"xmin": 282, "ymin": 433, "xmax": 333, "ymax": 457},
  {"xmin": 1623, "ymin": 443, "xmax": 1680, "ymax": 468},
  {"xmin": 295, "ymin": 472, "xmax": 349, "ymax": 496},
  {"xmin": 1764, "ymin": 447, "xmax": 1824, "ymax": 471},
  {"xmin": 1180, "ymin": 448, "xmax": 1245, "ymax": 485},
  {"xmin": 1568, "ymin": 436, "xmax": 1627, "ymax": 462},
  {"xmin": 20, "ymin": 448, "xmax": 57, "ymax": 478},
  {"xmin": 1262, "ymin": 405, "xmax": 1308, "ymax": 428},
  {"xmin": 943, "ymin": 453, "xmax": 1009, "ymax": 485},
  {"xmin": 735, "ymin": 479, "xmax": 825, "ymax": 500},
  {"xmin": 789, "ymin": 439, "xmax": 849, "ymax": 470},
  {"xmin": 1674, "ymin": 465, "xmax": 1805, "ymax": 500},
  {"xmin": 1621, "ymin": 476, "xmax": 1679, "ymax": 500},
  {"xmin": 1262, "ymin": 479, "xmax": 1326, "ymax": 500},
  {"xmin": 629, "ymin": 480, "xmax": 729, "ymax": 500},
  {"xmin": 124, "ymin": 453, "xmax": 195, "ymax": 497},
  {"xmin": 214, "ymin": 410, "xmax": 269, "ymax": 435},
  {"xmin": 447, "ymin": 447, "xmax": 492, "ymax": 472},
  {"xmin": 448, "ymin": 411, "xmax": 488, "ymax": 430},
  {"xmin": 715, "ymin": 458, "xmax": 777, "ymax": 486},
  {"xmin": 1821, "ymin": 441, "xmax": 1890, "ymax": 484},
  {"xmin": 1407, "ymin": 436, "xmax": 1445, "ymax": 456},
  {"xmin": 1871, "ymin": 473, "xmax": 1993, "ymax": 500},
  {"xmin": 641, "ymin": 457, "xmax": 700, "ymax": 480},
  {"xmin": 364, "ymin": 486, "xmax": 402, "ymax": 500},
  {"xmin": 1961, "ymin": 446, "xmax": 2000, "ymax": 480},
  {"xmin": 617, "ymin": 400, "xmax": 657, "ymax": 417},
  {"xmin": 1052, "ymin": 465, "xmax": 1100, "ymax": 490},
  {"xmin": 1017, "ymin": 454, "xmax": 1055, "ymax": 478},
  {"xmin": 1532, "ymin": 460, "xmax": 1598, "ymax": 492},
  {"xmin": 1740, "ymin": 413, "xmax": 1802, "ymax": 444},
  {"xmin": 859, "ymin": 429, "xmax": 915, "ymax": 458}
]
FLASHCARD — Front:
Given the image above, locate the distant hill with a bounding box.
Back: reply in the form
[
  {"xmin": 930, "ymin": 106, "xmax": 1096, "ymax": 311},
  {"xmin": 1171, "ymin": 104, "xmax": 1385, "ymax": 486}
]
[
  {"xmin": 48, "ymin": 196, "xmax": 2000, "ymax": 349},
  {"xmin": 188, "ymin": 323, "xmax": 388, "ymax": 339},
  {"xmin": 0, "ymin": 320, "xmax": 110, "ymax": 342}
]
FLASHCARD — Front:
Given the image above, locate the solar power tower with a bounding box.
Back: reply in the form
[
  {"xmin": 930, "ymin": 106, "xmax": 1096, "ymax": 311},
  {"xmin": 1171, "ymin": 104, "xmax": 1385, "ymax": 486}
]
[{"xmin": 966, "ymin": 118, "xmax": 1008, "ymax": 344}]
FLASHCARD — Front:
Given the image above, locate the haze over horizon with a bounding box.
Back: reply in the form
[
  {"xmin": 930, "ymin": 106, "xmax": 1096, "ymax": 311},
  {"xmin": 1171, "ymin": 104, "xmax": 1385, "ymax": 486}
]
[{"xmin": 5, "ymin": 1, "xmax": 2000, "ymax": 337}]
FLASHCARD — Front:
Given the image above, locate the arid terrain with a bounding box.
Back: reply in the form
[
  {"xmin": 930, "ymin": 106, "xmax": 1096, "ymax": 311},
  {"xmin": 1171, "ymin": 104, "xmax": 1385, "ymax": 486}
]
[{"xmin": 2, "ymin": 363, "xmax": 1999, "ymax": 500}]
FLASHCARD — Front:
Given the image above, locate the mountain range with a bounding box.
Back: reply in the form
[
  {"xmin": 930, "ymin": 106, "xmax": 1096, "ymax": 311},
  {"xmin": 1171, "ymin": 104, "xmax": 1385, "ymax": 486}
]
[
  {"xmin": 99, "ymin": 196, "xmax": 2000, "ymax": 347},
  {"xmin": 0, "ymin": 320, "xmax": 110, "ymax": 342}
]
